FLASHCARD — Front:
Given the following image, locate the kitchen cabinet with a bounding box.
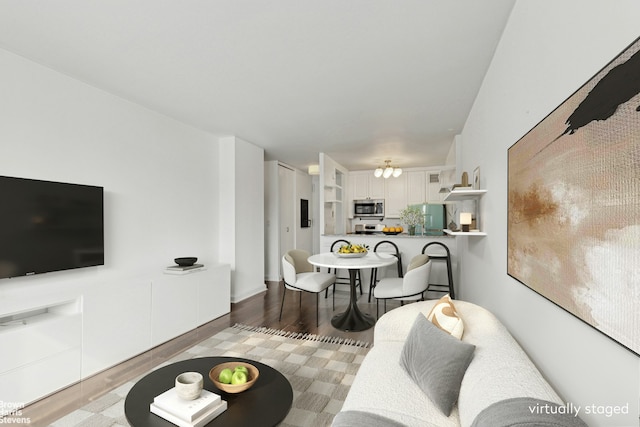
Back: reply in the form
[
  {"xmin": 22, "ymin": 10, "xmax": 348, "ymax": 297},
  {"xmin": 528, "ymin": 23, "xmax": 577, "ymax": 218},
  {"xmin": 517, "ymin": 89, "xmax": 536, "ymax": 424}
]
[
  {"xmin": 347, "ymin": 167, "xmax": 455, "ymax": 219},
  {"xmin": 369, "ymin": 175, "xmax": 385, "ymax": 199},
  {"xmin": 407, "ymin": 168, "xmax": 456, "ymax": 205},
  {"xmin": 350, "ymin": 171, "xmax": 384, "ymax": 200},
  {"xmin": 384, "ymin": 174, "xmax": 407, "ymax": 218},
  {"xmin": 348, "ymin": 171, "xmax": 384, "ymax": 218},
  {"xmin": 407, "ymin": 171, "xmax": 426, "ymax": 205}
]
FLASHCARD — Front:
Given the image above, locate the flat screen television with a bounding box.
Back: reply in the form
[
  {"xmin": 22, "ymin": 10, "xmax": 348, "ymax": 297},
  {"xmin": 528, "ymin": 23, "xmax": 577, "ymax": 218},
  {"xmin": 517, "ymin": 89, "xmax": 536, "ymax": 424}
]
[{"xmin": 0, "ymin": 175, "xmax": 104, "ymax": 280}]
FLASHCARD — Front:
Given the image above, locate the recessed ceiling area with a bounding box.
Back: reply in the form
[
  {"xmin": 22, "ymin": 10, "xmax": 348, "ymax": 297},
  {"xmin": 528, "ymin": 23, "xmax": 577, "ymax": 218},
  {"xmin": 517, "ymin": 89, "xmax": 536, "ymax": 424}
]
[{"xmin": 0, "ymin": 0, "xmax": 515, "ymax": 171}]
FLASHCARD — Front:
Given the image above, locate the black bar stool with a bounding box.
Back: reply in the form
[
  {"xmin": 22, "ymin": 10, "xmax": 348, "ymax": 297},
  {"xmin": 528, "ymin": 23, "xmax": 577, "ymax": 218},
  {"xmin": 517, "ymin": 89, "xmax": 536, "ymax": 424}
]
[{"xmin": 421, "ymin": 242, "xmax": 455, "ymax": 299}]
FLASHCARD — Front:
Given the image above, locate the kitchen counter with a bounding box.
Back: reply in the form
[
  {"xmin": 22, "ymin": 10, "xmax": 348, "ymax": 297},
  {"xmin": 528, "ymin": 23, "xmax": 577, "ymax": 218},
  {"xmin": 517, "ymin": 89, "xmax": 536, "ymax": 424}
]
[
  {"xmin": 319, "ymin": 234, "xmax": 457, "ymax": 298},
  {"xmin": 341, "ymin": 232, "xmax": 453, "ymax": 238}
]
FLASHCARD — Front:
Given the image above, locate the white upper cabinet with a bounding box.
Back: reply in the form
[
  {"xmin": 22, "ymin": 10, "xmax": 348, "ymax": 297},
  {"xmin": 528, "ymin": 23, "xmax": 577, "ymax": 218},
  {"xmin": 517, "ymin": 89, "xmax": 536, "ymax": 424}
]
[
  {"xmin": 350, "ymin": 171, "xmax": 385, "ymax": 200},
  {"xmin": 384, "ymin": 174, "xmax": 407, "ymax": 218},
  {"xmin": 348, "ymin": 167, "xmax": 456, "ymax": 219},
  {"xmin": 369, "ymin": 176, "xmax": 385, "ymax": 199},
  {"xmin": 351, "ymin": 172, "xmax": 369, "ymax": 201},
  {"xmin": 406, "ymin": 171, "xmax": 426, "ymax": 205}
]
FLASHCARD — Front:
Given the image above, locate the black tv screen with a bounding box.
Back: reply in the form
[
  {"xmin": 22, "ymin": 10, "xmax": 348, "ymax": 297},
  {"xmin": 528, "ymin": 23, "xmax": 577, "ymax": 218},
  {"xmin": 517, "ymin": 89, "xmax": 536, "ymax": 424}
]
[{"xmin": 0, "ymin": 175, "xmax": 104, "ymax": 279}]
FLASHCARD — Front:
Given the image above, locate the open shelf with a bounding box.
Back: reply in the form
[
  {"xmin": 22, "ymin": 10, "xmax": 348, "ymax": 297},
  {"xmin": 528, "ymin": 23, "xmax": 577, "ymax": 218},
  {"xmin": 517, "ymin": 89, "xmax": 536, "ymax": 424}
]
[
  {"xmin": 443, "ymin": 229, "xmax": 487, "ymax": 236},
  {"xmin": 443, "ymin": 188, "xmax": 487, "ymax": 236},
  {"xmin": 444, "ymin": 189, "xmax": 487, "ymax": 202}
]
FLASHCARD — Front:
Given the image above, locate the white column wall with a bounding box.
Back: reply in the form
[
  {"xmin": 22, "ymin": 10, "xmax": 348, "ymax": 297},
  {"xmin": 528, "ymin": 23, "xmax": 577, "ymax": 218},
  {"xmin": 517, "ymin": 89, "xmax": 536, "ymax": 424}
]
[{"xmin": 219, "ymin": 136, "xmax": 266, "ymax": 302}]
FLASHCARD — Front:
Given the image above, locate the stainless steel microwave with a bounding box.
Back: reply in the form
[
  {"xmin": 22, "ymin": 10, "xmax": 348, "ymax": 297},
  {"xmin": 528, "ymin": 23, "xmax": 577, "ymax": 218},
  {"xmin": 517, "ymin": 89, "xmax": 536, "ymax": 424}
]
[{"xmin": 353, "ymin": 199, "xmax": 385, "ymax": 217}]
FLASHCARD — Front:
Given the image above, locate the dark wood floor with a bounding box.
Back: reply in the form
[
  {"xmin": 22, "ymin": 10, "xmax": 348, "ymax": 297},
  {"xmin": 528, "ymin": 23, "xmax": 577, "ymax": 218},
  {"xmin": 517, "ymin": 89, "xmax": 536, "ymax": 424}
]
[{"xmin": 14, "ymin": 279, "xmax": 401, "ymax": 426}]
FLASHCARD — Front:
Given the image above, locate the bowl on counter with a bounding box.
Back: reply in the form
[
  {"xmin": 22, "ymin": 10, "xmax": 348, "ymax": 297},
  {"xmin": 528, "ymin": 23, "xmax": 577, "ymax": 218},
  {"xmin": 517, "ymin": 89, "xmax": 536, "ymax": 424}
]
[{"xmin": 174, "ymin": 257, "xmax": 197, "ymax": 266}]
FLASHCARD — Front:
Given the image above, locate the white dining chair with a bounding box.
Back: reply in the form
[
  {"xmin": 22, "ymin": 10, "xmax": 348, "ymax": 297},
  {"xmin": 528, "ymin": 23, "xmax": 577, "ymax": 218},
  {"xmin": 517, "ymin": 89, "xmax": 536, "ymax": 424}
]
[
  {"xmin": 280, "ymin": 249, "xmax": 336, "ymax": 326},
  {"xmin": 372, "ymin": 254, "xmax": 431, "ymax": 318}
]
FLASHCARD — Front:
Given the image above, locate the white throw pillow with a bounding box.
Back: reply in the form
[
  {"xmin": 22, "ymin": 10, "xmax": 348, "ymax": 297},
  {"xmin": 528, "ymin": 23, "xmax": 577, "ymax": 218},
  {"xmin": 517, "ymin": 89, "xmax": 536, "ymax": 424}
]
[{"xmin": 426, "ymin": 294, "xmax": 464, "ymax": 339}]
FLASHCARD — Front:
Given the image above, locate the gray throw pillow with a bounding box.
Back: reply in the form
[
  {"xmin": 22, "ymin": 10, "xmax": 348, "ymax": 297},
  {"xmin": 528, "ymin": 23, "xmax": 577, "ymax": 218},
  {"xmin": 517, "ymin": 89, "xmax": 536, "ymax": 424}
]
[{"xmin": 400, "ymin": 313, "xmax": 476, "ymax": 416}]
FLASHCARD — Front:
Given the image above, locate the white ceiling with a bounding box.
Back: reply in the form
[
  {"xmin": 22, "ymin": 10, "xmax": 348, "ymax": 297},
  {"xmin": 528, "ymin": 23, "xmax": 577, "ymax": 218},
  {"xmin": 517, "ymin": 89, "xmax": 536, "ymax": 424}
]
[{"xmin": 0, "ymin": 0, "xmax": 514, "ymax": 171}]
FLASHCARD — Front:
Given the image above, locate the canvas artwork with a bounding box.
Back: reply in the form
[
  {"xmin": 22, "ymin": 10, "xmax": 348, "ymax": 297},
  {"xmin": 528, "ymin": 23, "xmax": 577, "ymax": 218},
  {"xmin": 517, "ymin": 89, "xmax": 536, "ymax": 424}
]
[{"xmin": 507, "ymin": 37, "xmax": 640, "ymax": 355}]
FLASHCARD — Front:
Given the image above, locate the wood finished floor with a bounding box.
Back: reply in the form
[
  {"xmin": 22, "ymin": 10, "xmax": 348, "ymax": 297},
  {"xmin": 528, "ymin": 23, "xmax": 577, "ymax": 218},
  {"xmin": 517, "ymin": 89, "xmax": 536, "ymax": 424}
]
[{"xmin": 14, "ymin": 279, "xmax": 403, "ymax": 426}]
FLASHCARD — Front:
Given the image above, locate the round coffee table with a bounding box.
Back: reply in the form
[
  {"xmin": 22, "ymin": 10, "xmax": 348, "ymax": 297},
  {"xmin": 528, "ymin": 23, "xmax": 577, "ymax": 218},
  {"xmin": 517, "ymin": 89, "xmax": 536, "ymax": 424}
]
[{"xmin": 125, "ymin": 356, "xmax": 293, "ymax": 427}]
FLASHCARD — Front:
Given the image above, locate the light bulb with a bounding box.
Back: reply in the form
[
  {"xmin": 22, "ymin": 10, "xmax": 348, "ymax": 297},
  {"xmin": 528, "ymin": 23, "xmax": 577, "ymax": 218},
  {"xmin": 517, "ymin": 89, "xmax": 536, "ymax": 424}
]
[
  {"xmin": 383, "ymin": 167, "xmax": 394, "ymax": 178},
  {"xmin": 392, "ymin": 168, "xmax": 402, "ymax": 177},
  {"xmin": 374, "ymin": 167, "xmax": 383, "ymax": 178}
]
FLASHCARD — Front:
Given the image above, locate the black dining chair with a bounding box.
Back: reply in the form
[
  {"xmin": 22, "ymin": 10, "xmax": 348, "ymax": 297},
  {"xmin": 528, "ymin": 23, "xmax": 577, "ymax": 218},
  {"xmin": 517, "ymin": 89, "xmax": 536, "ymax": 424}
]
[
  {"xmin": 325, "ymin": 239, "xmax": 363, "ymax": 299},
  {"xmin": 368, "ymin": 240, "xmax": 403, "ymax": 302}
]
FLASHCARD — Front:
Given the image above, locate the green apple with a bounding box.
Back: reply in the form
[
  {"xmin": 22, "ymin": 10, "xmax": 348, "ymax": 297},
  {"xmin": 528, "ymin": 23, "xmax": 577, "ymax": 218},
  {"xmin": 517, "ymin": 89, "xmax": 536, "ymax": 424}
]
[
  {"xmin": 218, "ymin": 368, "xmax": 233, "ymax": 384},
  {"xmin": 231, "ymin": 370, "xmax": 248, "ymax": 385},
  {"xmin": 234, "ymin": 365, "xmax": 248, "ymax": 375}
]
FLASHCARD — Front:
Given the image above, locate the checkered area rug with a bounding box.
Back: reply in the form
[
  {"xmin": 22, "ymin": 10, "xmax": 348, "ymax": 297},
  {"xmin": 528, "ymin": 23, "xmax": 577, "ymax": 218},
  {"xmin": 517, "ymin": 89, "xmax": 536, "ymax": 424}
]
[{"xmin": 51, "ymin": 324, "xmax": 371, "ymax": 427}]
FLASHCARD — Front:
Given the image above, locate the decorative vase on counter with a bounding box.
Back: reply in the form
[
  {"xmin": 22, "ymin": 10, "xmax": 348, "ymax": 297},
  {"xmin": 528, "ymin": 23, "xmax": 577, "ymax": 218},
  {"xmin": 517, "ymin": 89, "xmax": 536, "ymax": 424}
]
[{"xmin": 409, "ymin": 225, "xmax": 416, "ymax": 236}]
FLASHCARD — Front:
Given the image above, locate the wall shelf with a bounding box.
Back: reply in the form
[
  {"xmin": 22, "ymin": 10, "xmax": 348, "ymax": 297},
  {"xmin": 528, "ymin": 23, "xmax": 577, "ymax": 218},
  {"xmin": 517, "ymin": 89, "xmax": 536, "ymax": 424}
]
[
  {"xmin": 444, "ymin": 188, "xmax": 487, "ymax": 236},
  {"xmin": 443, "ymin": 189, "xmax": 487, "ymax": 202},
  {"xmin": 443, "ymin": 229, "xmax": 487, "ymax": 236}
]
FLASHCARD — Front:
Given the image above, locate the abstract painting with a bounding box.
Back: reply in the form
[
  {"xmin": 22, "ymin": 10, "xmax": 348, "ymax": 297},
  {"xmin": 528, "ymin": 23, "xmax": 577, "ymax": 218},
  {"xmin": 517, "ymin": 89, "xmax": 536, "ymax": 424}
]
[{"xmin": 508, "ymin": 37, "xmax": 640, "ymax": 355}]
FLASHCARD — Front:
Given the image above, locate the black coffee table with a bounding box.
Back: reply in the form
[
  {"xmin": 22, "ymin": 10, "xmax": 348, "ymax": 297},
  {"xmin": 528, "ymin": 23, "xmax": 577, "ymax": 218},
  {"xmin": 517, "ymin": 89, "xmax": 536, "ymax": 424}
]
[{"xmin": 125, "ymin": 356, "xmax": 293, "ymax": 427}]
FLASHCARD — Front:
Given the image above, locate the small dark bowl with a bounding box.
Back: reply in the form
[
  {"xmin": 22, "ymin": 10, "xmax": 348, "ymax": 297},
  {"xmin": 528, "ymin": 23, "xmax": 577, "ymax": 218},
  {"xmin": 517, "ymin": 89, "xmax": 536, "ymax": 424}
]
[{"xmin": 174, "ymin": 257, "xmax": 197, "ymax": 266}]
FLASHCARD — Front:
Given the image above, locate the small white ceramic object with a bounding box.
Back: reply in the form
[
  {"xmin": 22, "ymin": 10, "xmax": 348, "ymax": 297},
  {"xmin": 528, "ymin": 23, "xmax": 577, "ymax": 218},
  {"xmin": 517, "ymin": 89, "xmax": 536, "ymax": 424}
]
[{"xmin": 175, "ymin": 372, "xmax": 204, "ymax": 400}]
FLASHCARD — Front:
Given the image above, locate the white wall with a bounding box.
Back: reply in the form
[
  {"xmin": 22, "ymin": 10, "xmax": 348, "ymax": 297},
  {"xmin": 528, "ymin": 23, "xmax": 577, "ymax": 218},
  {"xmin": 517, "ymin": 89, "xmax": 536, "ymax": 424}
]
[
  {"xmin": 0, "ymin": 46, "xmax": 220, "ymax": 288},
  {"xmin": 459, "ymin": 2, "xmax": 640, "ymax": 426},
  {"xmin": 219, "ymin": 136, "xmax": 266, "ymax": 302},
  {"xmin": 264, "ymin": 161, "xmax": 280, "ymax": 281},
  {"xmin": 0, "ymin": 48, "xmax": 221, "ymax": 394}
]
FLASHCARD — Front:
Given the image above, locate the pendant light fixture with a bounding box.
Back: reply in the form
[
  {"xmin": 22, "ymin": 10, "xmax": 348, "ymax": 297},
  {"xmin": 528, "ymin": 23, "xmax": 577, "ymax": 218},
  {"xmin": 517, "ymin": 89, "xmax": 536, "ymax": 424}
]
[{"xmin": 374, "ymin": 160, "xmax": 402, "ymax": 179}]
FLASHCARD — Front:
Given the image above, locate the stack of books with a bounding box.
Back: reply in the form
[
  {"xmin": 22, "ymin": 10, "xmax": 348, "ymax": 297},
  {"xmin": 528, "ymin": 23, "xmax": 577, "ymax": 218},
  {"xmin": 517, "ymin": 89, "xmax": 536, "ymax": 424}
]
[
  {"xmin": 150, "ymin": 387, "xmax": 227, "ymax": 427},
  {"xmin": 164, "ymin": 264, "xmax": 205, "ymax": 275}
]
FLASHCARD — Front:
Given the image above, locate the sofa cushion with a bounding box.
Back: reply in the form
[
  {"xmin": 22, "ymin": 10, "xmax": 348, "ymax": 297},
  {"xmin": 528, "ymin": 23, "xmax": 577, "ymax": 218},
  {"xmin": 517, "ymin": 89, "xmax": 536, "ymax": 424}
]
[
  {"xmin": 332, "ymin": 410, "xmax": 407, "ymax": 427},
  {"xmin": 427, "ymin": 294, "xmax": 464, "ymax": 339},
  {"xmin": 339, "ymin": 339, "xmax": 461, "ymax": 427},
  {"xmin": 400, "ymin": 313, "xmax": 475, "ymax": 416},
  {"xmin": 471, "ymin": 397, "xmax": 588, "ymax": 427}
]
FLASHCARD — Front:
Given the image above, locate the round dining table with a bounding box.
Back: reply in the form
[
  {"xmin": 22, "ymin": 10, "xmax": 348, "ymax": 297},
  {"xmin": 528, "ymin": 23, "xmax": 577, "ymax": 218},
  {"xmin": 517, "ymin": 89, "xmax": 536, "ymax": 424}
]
[{"xmin": 308, "ymin": 252, "xmax": 397, "ymax": 331}]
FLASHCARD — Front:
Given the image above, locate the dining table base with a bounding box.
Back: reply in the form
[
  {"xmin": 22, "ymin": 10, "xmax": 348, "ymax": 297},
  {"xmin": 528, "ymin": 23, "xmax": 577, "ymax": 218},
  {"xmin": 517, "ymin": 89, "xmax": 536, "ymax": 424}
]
[{"xmin": 330, "ymin": 269, "xmax": 376, "ymax": 331}]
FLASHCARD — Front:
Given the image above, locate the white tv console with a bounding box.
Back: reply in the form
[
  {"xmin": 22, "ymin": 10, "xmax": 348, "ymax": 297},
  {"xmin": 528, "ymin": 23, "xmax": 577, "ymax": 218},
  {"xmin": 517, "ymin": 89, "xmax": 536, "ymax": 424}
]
[{"xmin": 0, "ymin": 263, "xmax": 230, "ymax": 409}]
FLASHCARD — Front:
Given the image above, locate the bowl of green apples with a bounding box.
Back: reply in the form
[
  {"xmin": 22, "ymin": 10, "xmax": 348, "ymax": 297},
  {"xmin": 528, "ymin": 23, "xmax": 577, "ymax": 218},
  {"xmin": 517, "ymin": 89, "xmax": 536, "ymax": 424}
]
[{"xmin": 209, "ymin": 361, "xmax": 259, "ymax": 393}]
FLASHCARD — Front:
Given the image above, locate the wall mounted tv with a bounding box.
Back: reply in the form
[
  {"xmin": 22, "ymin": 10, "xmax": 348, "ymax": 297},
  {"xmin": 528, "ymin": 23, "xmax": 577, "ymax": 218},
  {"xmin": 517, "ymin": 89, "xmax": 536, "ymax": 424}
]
[{"xmin": 0, "ymin": 175, "xmax": 104, "ymax": 280}]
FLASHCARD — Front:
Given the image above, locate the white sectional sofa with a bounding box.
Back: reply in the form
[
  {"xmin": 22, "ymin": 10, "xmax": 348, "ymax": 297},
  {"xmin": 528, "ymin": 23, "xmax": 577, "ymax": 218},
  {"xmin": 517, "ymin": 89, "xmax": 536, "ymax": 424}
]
[{"xmin": 333, "ymin": 299, "xmax": 587, "ymax": 427}]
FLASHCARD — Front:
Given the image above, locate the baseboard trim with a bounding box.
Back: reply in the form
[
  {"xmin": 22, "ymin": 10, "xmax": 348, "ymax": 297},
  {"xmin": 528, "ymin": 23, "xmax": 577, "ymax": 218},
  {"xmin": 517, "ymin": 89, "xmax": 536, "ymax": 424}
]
[{"xmin": 230, "ymin": 284, "xmax": 267, "ymax": 303}]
